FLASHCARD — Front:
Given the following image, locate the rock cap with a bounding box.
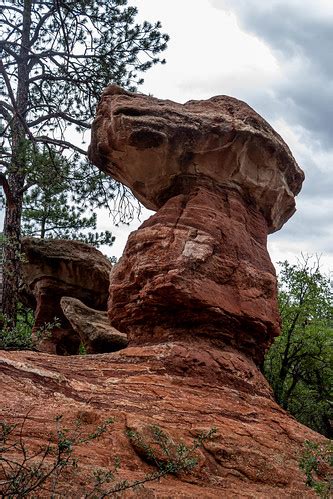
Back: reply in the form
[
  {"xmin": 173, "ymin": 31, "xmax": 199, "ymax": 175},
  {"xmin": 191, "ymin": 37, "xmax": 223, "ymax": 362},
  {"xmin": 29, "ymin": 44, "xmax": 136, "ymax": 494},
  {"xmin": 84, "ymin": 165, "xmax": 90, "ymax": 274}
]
[{"xmin": 89, "ymin": 85, "xmax": 304, "ymax": 232}]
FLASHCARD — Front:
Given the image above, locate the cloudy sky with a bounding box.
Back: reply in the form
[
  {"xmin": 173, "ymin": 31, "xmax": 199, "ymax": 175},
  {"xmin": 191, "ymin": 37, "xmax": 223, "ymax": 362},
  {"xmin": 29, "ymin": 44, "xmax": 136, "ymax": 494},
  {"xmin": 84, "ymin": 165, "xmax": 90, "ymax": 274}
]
[{"xmin": 99, "ymin": 0, "xmax": 333, "ymax": 274}]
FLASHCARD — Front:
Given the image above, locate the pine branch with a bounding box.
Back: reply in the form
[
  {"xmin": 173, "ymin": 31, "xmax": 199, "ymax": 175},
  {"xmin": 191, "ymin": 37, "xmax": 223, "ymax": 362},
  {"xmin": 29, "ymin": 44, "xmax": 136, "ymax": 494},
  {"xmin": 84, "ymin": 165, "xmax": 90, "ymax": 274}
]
[
  {"xmin": 34, "ymin": 136, "xmax": 87, "ymax": 155},
  {"xmin": 28, "ymin": 112, "xmax": 90, "ymax": 129}
]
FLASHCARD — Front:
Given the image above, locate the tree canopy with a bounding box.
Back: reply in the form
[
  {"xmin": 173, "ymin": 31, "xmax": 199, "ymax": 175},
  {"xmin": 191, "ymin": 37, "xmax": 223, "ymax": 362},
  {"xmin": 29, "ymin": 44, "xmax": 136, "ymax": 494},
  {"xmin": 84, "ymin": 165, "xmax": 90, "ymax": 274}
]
[
  {"xmin": 0, "ymin": 0, "xmax": 169, "ymax": 320},
  {"xmin": 264, "ymin": 257, "xmax": 333, "ymax": 438}
]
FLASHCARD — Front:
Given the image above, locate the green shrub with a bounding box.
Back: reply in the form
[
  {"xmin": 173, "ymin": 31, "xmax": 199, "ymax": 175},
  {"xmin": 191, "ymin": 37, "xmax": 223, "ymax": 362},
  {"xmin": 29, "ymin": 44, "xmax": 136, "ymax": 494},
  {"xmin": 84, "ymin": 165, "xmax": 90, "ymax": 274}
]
[
  {"xmin": 299, "ymin": 440, "xmax": 333, "ymax": 497},
  {"xmin": 0, "ymin": 304, "xmax": 58, "ymax": 350}
]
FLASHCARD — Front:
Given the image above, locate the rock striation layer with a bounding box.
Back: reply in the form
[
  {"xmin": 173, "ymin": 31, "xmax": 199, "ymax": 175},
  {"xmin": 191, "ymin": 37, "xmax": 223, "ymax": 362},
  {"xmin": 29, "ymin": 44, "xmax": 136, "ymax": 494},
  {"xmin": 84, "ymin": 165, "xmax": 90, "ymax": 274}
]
[
  {"xmin": 89, "ymin": 86, "xmax": 304, "ymax": 363},
  {"xmin": 20, "ymin": 238, "xmax": 112, "ymax": 354},
  {"xmin": 0, "ymin": 346, "xmax": 326, "ymax": 497}
]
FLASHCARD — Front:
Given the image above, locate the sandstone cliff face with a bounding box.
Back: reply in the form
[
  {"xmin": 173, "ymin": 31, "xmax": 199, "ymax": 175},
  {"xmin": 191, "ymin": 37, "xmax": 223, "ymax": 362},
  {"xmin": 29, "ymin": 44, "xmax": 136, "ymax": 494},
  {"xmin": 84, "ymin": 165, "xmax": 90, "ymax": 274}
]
[{"xmin": 0, "ymin": 345, "xmax": 323, "ymax": 497}]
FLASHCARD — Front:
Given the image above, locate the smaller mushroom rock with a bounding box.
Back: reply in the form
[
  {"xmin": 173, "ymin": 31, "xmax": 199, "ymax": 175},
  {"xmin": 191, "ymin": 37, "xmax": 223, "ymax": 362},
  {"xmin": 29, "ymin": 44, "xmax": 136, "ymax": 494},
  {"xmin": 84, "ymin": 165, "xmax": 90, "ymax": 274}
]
[
  {"xmin": 89, "ymin": 87, "xmax": 304, "ymax": 363},
  {"xmin": 61, "ymin": 297, "xmax": 128, "ymax": 354},
  {"xmin": 20, "ymin": 238, "xmax": 112, "ymax": 355}
]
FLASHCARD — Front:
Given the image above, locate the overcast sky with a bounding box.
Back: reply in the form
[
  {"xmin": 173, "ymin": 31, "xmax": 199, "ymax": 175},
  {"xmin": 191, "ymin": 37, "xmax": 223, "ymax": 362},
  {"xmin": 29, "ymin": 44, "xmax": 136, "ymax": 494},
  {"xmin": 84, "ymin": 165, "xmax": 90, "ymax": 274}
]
[{"xmin": 98, "ymin": 1, "xmax": 332, "ymax": 275}]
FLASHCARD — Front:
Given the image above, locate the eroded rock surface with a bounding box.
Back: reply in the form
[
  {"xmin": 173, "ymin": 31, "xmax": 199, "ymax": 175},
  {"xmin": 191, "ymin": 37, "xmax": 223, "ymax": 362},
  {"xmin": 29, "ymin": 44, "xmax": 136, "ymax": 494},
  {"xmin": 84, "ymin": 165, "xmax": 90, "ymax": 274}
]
[
  {"xmin": 109, "ymin": 182, "xmax": 279, "ymax": 363},
  {"xmin": 20, "ymin": 238, "xmax": 112, "ymax": 354},
  {"xmin": 0, "ymin": 89, "xmax": 313, "ymax": 497},
  {"xmin": 61, "ymin": 296, "xmax": 128, "ymax": 354},
  {"xmin": 89, "ymin": 85, "xmax": 304, "ymax": 232},
  {"xmin": 89, "ymin": 86, "xmax": 304, "ymax": 362},
  {"xmin": 0, "ymin": 345, "xmax": 324, "ymax": 497}
]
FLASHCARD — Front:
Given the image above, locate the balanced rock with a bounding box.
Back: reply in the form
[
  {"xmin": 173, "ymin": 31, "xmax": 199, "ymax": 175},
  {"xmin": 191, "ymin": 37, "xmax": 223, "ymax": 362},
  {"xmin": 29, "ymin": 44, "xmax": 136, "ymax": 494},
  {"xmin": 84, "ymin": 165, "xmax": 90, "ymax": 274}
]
[
  {"xmin": 61, "ymin": 297, "xmax": 128, "ymax": 354},
  {"xmin": 20, "ymin": 238, "xmax": 112, "ymax": 355},
  {"xmin": 89, "ymin": 86, "xmax": 304, "ymax": 363}
]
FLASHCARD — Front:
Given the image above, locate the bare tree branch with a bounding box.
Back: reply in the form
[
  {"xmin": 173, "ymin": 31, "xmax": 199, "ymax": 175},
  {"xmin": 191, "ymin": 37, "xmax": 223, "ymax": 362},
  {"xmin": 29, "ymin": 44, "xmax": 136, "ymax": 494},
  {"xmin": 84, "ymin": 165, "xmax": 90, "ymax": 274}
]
[
  {"xmin": 34, "ymin": 136, "xmax": 87, "ymax": 155},
  {"xmin": 28, "ymin": 112, "xmax": 90, "ymax": 129}
]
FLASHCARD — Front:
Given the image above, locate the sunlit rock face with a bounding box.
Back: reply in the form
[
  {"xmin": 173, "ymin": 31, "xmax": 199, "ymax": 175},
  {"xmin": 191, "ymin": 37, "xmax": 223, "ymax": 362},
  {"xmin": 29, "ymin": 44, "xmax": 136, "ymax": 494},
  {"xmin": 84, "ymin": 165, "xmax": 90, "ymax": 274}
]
[{"xmin": 89, "ymin": 86, "xmax": 304, "ymax": 363}]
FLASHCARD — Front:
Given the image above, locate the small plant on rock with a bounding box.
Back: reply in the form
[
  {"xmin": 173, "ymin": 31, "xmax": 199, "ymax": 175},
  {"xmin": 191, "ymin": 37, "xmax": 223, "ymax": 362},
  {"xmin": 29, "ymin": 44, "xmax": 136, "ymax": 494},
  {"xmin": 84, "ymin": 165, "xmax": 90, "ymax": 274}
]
[
  {"xmin": 0, "ymin": 304, "xmax": 59, "ymax": 351},
  {"xmin": 299, "ymin": 440, "xmax": 333, "ymax": 498},
  {"xmin": 0, "ymin": 412, "xmax": 217, "ymax": 497}
]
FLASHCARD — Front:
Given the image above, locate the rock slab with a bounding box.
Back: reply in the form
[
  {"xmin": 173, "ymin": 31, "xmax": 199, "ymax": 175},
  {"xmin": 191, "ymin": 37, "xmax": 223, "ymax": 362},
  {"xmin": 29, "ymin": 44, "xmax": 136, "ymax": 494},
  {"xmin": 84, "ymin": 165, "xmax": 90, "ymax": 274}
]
[
  {"xmin": 0, "ymin": 343, "xmax": 324, "ymax": 497},
  {"xmin": 61, "ymin": 296, "xmax": 128, "ymax": 354}
]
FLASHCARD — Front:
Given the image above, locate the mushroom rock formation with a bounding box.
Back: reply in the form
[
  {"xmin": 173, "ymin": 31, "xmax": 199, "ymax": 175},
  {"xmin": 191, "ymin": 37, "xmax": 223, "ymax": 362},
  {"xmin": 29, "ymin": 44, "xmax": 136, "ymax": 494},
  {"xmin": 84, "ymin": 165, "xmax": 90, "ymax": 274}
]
[
  {"xmin": 89, "ymin": 86, "xmax": 304, "ymax": 363},
  {"xmin": 0, "ymin": 91, "xmax": 328, "ymax": 498},
  {"xmin": 20, "ymin": 238, "xmax": 112, "ymax": 355}
]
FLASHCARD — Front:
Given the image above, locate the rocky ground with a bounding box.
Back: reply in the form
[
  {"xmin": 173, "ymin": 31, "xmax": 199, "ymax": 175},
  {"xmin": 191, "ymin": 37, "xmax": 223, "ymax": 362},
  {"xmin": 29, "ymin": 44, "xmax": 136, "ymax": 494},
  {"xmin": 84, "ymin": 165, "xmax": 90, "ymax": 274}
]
[{"xmin": 0, "ymin": 340, "xmax": 324, "ymax": 497}]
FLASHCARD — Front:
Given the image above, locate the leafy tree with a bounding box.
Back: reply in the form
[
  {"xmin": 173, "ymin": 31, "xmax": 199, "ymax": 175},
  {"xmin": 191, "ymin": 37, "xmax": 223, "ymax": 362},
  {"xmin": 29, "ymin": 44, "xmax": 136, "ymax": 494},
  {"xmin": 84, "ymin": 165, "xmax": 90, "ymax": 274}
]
[
  {"xmin": 0, "ymin": 0, "xmax": 169, "ymax": 322},
  {"xmin": 264, "ymin": 257, "xmax": 333, "ymax": 437}
]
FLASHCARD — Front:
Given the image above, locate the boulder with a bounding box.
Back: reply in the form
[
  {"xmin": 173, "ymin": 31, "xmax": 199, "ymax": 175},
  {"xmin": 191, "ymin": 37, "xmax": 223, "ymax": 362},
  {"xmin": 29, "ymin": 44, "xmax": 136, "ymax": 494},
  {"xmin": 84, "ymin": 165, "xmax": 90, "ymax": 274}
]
[
  {"xmin": 20, "ymin": 238, "xmax": 112, "ymax": 355},
  {"xmin": 61, "ymin": 296, "xmax": 128, "ymax": 354},
  {"xmin": 89, "ymin": 86, "xmax": 304, "ymax": 363}
]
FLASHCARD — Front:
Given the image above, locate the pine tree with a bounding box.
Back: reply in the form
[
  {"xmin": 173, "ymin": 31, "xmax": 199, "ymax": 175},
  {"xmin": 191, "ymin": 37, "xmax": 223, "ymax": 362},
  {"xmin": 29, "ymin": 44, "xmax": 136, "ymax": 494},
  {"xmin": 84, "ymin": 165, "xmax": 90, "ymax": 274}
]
[
  {"xmin": 0, "ymin": 0, "xmax": 169, "ymax": 321},
  {"xmin": 22, "ymin": 181, "xmax": 115, "ymax": 247}
]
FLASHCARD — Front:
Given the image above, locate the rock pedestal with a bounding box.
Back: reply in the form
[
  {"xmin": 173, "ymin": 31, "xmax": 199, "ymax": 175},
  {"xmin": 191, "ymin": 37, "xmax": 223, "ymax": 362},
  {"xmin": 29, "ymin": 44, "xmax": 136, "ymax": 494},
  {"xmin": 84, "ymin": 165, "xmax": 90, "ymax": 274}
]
[
  {"xmin": 89, "ymin": 85, "xmax": 304, "ymax": 364},
  {"xmin": 20, "ymin": 238, "xmax": 112, "ymax": 354},
  {"xmin": 109, "ymin": 179, "xmax": 279, "ymax": 363}
]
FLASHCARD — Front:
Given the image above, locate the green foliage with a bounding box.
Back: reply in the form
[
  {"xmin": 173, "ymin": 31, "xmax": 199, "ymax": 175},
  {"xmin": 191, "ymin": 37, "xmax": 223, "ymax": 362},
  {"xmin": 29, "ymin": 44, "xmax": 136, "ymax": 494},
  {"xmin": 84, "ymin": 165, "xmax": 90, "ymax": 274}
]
[
  {"xmin": 264, "ymin": 257, "xmax": 333, "ymax": 437},
  {"xmin": 0, "ymin": 304, "xmax": 58, "ymax": 351},
  {"xmin": 79, "ymin": 342, "xmax": 87, "ymax": 356},
  {"xmin": 1, "ymin": 0, "xmax": 169, "ymax": 218},
  {"xmin": 126, "ymin": 425, "xmax": 217, "ymax": 478},
  {"xmin": 0, "ymin": 413, "xmax": 115, "ymax": 497},
  {"xmin": 1, "ymin": 0, "xmax": 169, "ymax": 321},
  {"xmin": 0, "ymin": 413, "xmax": 215, "ymax": 497},
  {"xmin": 19, "ymin": 145, "xmax": 115, "ymax": 247},
  {"xmin": 299, "ymin": 440, "xmax": 333, "ymax": 497}
]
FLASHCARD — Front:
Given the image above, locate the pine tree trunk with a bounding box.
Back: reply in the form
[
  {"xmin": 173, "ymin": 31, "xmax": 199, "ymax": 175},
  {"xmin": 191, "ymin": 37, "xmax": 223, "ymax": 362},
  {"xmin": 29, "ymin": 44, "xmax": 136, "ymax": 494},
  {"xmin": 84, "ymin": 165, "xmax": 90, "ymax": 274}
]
[
  {"xmin": 2, "ymin": 181, "xmax": 24, "ymax": 321},
  {"xmin": 1, "ymin": 0, "xmax": 32, "ymax": 323}
]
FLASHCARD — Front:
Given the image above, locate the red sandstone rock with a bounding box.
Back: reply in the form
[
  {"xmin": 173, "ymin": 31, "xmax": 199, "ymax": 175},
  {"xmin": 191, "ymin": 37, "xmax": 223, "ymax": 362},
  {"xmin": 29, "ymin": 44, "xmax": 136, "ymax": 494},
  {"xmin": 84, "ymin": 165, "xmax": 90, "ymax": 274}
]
[
  {"xmin": 0, "ymin": 89, "xmax": 312, "ymax": 496},
  {"xmin": 89, "ymin": 85, "xmax": 304, "ymax": 232},
  {"xmin": 0, "ymin": 343, "xmax": 325, "ymax": 497},
  {"xmin": 109, "ymin": 183, "xmax": 279, "ymax": 363},
  {"xmin": 20, "ymin": 238, "xmax": 112, "ymax": 354},
  {"xmin": 89, "ymin": 87, "xmax": 304, "ymax": 362}
]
